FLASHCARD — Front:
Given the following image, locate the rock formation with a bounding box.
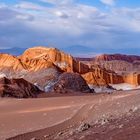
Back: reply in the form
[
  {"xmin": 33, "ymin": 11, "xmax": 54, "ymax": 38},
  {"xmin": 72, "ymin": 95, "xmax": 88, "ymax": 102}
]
[
  {"xmin": 0, "ymin": 47, "xmax": 140, "ymax": 93},
  {"xmin": 0, "ymin": 77, "xmax": 41, "ymax": 98},
  {"xmin": 124, "ymin": 73, "xmax": 140, "ymax": 86},
  {"xmin": 19, "ymin": 47, "xmax": 74, "ymax": 72},
  {"xmin": 53, "ymin": 72, "xmax": 92, "ymax": 93},
  {"xmin": 0, "ymin": 54, "xmax": 26, "ymax": 71},
  {"xmin": 19, "ymin": 46, "xmax": 90, "ymax": 74},
  {"xmin": 82, "ymin": 66, "xmax": 124, "ymax": 86}
]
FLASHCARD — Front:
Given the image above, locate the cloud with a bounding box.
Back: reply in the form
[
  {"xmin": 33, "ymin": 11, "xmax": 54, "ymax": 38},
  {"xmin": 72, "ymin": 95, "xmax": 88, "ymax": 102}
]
[
  {"xmin": 0, "ymin": 0, "xmax": 140, "ymax": 55},
  {"xmin": 0, "ymin": 7, "xmax": 34, "ymax": 22},
  {"xmin": 40, "ymin": 0, "xmax": 74, "ymax": 6},
  {"xmin": 100, "ymin": 0, "xmax": 115, "ymax": 6},
  {"xmin": 14, "ymin": 1, "xmax": 44, "ymax": 11}
]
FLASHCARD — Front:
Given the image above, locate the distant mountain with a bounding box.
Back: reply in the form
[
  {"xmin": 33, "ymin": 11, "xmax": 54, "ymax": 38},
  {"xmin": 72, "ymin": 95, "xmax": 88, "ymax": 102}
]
[
  {"xmin": 60, "ymin": 45, "xmax": 95, "ymax": 57},
  {"xmin": 95, "ymin": 54, "xmax": 140, "ymax": 63},
  {"xmin": 0, "ymin": 47, "xmax": 27, "ymax": 56}
]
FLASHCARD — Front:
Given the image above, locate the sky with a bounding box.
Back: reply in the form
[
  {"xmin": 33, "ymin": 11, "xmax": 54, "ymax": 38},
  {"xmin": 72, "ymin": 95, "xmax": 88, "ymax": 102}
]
[{"xmin": 0, "ymin": 0, "xmax": 140, "ymax": 56}]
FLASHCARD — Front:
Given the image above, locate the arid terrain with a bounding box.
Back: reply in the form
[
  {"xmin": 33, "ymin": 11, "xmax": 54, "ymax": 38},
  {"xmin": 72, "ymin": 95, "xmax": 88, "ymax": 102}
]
[
  {"xmin": 1, "ymin": 0, "xmax": 140, "ymax": 139},
  {"xmin": 0, "ymin": 89, "xmax": 139, "ymax": 140},
  {"xmin": 0, "ymin": 47, "xmax": 140, "ymax": 140}
]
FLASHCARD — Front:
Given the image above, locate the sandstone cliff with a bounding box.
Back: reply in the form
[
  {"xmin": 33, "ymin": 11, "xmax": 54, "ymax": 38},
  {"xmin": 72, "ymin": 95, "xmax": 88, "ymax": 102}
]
[
  {"xmin": 19, "ymin": 46, "xmax": 90, "ymax": 74},
  {"xmin": 19, "ymin": 47, "xmax": 74, "ymax": 72},
  {"xmin": 82, "ymin": 65, "xmax": 124, "ymax": 86},
  {"xmin": 0, "ymin": 53, "xmax": 26, "ymax": 71},
  {"xmin": 124, "ymin": 73, "xmax": 140, "ymax": 86}
]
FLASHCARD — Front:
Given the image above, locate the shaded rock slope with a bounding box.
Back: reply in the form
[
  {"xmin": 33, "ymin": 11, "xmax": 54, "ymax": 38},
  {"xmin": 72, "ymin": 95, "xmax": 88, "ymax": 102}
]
[
  {"xmin": 0, "ymin": 77, "xmax": 41, "ymax": 98},
  {"xmin": 53, "ymin": 72, "xmax": 93, "ymax": 93}
]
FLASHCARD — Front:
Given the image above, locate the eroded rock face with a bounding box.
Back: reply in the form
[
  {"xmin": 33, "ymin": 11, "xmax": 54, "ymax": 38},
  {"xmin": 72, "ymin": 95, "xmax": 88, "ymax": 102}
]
[
  {"xmin": 19, "ymin": 46, "xmax": 90, "ymax": 74},
  {"xmin": 124, "ymin": 73, "xmax": 140, "ymax": 86},
  {"xmin": 0, "ymin": 54, "xmax": 27, "ymax": 78},
  {"xmin": 19, "ymin": 47, "xmax": 74, "ymax": 72},
  {"xmin": 0, "ymin": 77, "xmax": 41, "ymax": 98},
  {"xmin": 78, "ymin": 54, "xmax": 140, "ymax": 86},
  {"xmin": 82, "ymin": 68, "xmax": 124, "ymax": 86},
  {"xmin": 0, "ymin": 54, "xmax": 26, "ymax": 71},
  {"xmin": 53, "ymin": 72, "xmax": 92, "ymax": 93}
]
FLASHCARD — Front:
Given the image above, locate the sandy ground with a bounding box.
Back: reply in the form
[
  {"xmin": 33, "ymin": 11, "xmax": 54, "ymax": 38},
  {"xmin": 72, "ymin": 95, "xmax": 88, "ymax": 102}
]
[{"xmin": 0, "ymin": 90, "xmax": 140, "ymax": 140}]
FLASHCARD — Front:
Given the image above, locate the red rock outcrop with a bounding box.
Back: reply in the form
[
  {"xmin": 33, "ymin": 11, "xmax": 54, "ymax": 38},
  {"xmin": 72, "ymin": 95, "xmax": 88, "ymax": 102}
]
[
  {"xmin": 124, "ymin": 73, "xmax": 140, "ymax": 86},
  {"xmin": 19, "ymin": 47, "xmax": 90, "ymax": 74},
  {"xmin": 0, "ymin": 54, "xmax": 26, "ymax": 71},
  {"xmin": 82, "ymin": 66, "xmax": 124, "ymax": 86},
  {"xmin": 19, "ymin": 47, "xmax": 74, "ymax": 72},
  {"xmin": 0, "ymin": 77, "xmax": 41, "ymax": 98}
]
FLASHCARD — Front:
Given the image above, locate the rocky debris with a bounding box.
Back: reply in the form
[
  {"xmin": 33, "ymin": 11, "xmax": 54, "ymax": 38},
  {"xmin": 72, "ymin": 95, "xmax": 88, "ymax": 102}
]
[
  {"xmin": 30, "ymin": 138, "xmax": 37, "ymax": 140},
  {"xmin": 128, "ymin": 106, "xmax": 138, "ymax": 113},
  {"xmin": 0, "ymin": 77, "xmax": 41, "ymax": 98},
  {"xmin": 77, "ymin": 123, "xmax": 91, "ymax": 132},
  {"xmin": 53, "ymin": 72, "xmax": 92, "ymax": 93},
  {"xmin": 118, "ymin": 124, "xmax": 124, "ymax": 128}
]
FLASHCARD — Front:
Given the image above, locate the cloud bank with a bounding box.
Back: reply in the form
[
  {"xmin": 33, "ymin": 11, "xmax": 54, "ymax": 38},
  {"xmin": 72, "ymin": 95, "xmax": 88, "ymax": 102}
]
[{"xmin": 0, "ymin": 0, "xmax": 140, "ymax": 56}]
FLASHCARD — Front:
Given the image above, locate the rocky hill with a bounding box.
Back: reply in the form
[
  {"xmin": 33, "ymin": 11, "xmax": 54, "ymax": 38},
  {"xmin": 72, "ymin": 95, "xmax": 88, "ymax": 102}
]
[{"xmin": 0, "ymin": 77, "xmax": 41, "ymax": 98}]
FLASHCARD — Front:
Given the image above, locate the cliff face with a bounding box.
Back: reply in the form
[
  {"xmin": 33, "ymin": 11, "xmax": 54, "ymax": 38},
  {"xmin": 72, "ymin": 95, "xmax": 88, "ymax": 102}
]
[
  {"xmin": 124, "ymin": 73, "xmax": 140, "ymax": 86},
  {"xmin": 19, "ymin": 47, "xmax": 90, "ymax": 74},
  {"xmin": 0, "ymin": 54, "xmax": 26, "ymax": 71},
  {"xmin": 19, "ymin": 47, "xmax": 74, "ymax": 72},
  {"xmin": 82, "ymin": 66, "xmax": 124, "ymax": 86}
]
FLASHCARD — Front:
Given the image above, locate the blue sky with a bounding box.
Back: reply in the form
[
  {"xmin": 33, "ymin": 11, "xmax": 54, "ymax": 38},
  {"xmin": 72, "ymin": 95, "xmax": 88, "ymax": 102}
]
[{"xmin": 0, "ymin": 0, "xmax": 140, "ymax": 56}]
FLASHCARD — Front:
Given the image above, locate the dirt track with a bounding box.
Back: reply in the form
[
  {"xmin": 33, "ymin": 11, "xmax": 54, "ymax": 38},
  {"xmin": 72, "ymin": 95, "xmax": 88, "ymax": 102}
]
[{"xmin": 0, "ymin": 90, "xmax": 140, "ymax": 140}]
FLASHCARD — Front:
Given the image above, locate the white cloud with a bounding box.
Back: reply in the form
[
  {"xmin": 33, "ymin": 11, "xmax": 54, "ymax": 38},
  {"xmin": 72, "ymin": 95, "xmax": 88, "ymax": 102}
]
[
  {"xmin": 14, "ymin": 1, "xmax": 44, "ymax": 11},
  {"xmin": 40, "ymin": 0, "xmax": 74, "ymax": 5},
  {"xmin": 100, "ymin": 0, "xmax": 115, "ymax": 6},
  {"xmin": 0, "ymin": 0, "xmax": 140, "ymax": 55}
]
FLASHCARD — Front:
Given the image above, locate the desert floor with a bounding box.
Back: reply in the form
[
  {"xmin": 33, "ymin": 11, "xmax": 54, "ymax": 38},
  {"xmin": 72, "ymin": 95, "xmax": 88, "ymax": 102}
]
[{"xmin": 0, "ymin": 90, "xmax": 140, "ymax": 140}]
